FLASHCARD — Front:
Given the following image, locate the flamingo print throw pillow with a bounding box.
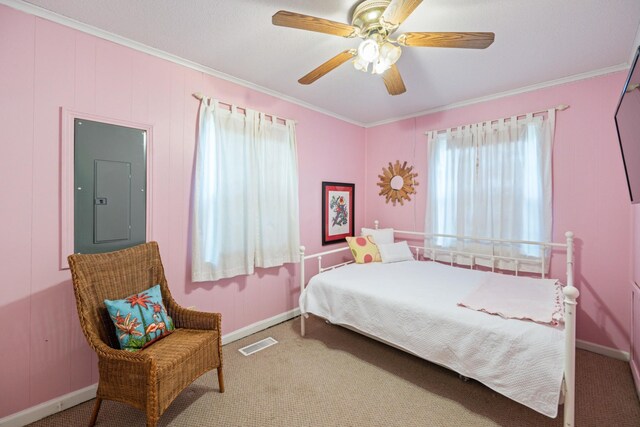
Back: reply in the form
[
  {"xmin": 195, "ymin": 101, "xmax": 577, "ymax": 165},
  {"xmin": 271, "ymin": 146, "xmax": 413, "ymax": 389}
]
[{"xmin": 104, "ymin": 284, "xmax": 175, "ymax": 352}]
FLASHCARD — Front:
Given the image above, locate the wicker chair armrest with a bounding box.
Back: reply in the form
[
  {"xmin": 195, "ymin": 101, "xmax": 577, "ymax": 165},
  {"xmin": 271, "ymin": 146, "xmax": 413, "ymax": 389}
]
[
  {"xmin": 95, "ymin": 345, "xmax": 155, "ymax": 394},
  {"xmin": 92, "ymin": 338, "xmax": 152, "ymax": 363},
  {"xmin": 161, "ymin": 289, "xmax": 220, "ymax": 330},
  {"xmin": 171, "ymin": 305, "xmax": 221, "ymax": 331}
]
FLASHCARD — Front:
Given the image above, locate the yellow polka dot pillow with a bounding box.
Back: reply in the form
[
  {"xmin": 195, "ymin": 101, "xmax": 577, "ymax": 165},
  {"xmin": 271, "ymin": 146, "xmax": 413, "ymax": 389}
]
[{"xmin": 346, "ymin": 235, "xmax": 381, "ymax": 264}]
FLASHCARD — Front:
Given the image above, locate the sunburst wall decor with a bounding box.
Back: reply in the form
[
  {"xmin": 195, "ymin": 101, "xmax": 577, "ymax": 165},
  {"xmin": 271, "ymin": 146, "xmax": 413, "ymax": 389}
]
[{"xmin": 377, "ymin": 160, "xmax": 418, "ymax": 206}]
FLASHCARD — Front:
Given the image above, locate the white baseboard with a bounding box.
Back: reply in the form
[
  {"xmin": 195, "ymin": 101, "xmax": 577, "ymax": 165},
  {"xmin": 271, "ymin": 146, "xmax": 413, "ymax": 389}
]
[
  {"xmin": 0, "ymin": 308, "xmax": 301, "ymax": 426},
  {"xmin": 221, "ymin": 307, "xmax": 300, "ymax": 345},
  {"xmin": 576, "ymin": 339, "xmax": 630, "ymax": 361},
  {"xmin": 0, "ymin": 383, "xmax": 98, "ymax": 427}
]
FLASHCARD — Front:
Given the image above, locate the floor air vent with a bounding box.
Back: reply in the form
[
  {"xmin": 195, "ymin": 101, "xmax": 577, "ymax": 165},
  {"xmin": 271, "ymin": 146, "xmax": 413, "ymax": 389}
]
[{"xmin": 238, "ymin": 337, "xmax": 278, "ymax": 356}]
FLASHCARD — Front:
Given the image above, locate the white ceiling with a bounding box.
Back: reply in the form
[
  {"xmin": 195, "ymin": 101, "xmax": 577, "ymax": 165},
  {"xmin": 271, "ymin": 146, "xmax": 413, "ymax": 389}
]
[{"xmin": 13, "ymin": 0, "xmax": 640, "ymax": 125}]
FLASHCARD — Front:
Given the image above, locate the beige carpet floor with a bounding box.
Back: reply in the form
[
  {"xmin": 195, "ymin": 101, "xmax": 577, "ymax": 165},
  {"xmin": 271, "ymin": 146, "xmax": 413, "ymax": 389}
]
[{"xmin": 29, "ymin": 316, "xmax": 640, "ymax": 426}]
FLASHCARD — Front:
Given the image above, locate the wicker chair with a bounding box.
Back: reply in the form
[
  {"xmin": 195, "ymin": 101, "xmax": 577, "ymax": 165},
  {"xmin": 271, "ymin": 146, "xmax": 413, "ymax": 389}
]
[{"xmin": 67, "ymin": 242, "xmax": 224, "ymax": 427}]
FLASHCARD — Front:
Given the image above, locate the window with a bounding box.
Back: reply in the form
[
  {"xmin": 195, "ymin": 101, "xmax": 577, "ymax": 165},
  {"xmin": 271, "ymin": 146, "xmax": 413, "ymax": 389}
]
[
  {"xmin": 192, "ymin": 99, "xmax": 300, "ymax": 281},
  {"xmin": 425, "ymin": 112, "xmax": 555, "ymax": 272}
]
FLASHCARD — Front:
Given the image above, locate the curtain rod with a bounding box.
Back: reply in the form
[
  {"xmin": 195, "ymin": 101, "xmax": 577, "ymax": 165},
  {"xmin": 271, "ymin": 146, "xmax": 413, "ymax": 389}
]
[
  {"xmin": 423, "ymin": 104, "xmax": 569, "ymax": 136},
  {"xmin": 192, "ymin": 92, "xmax": 296, "ymax": 124}
]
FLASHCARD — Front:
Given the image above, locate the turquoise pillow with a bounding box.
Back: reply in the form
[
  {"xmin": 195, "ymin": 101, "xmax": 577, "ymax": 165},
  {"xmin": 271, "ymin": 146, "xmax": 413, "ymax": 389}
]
[{"xmin": 104, "ymin": 284, "xmax": 175, "ymax": 352}]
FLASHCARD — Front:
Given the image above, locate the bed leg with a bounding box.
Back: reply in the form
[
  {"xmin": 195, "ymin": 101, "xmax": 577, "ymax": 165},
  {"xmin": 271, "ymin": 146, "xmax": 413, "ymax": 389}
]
[
  {"xmin": 300, "ymin": 245, "xmax": 306, "ymax": 337},
  {"xmin": 563, "ymin": 287, "xmax": 579, "ymax": 427}
]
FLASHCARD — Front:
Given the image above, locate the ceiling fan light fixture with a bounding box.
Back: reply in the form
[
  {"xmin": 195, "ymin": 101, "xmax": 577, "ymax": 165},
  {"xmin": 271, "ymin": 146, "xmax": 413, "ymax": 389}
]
[
  {"xmin": 372, "ymin": 42, "xmax": 401, "ymax": 74},
  {"xmin": 353, "ymin": 56, "xmax": 370, "ymax": 72},
  {"xmin": 380, "ymin": 42, "xmax": 402, "ymax": 65},
  {"xmin": 357, "ymin": 38, "xmax": 380, "ymax": 62},
  {"xmin": 373, "ymin": 60, "xmax": 391, "ymax": 75}
]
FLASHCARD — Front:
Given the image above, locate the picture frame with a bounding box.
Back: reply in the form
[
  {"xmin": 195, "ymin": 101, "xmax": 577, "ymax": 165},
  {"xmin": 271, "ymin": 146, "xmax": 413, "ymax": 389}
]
[{"xmin": 322, "ymin": 181, "xmax": 355, "ymax": 245}]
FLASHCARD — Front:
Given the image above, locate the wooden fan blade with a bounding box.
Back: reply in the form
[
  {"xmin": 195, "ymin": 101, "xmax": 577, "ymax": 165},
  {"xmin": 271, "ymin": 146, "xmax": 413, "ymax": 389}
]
[
  {"xmin": 272, "ymin": 10, "xmax": 358, "ymax": 38},
  {"xmin": 381, "ymin": 0, "xmax": 423, "ymax": 27},
  {"xmin": 399, "ymin": 32, "xmax": 495, "ymax": 49},
  {"xmin": 299, "ymin": 50, "xmax": 356, "ymax": 85},
  {"xmin": 382, "ymin": 64, "xmax": 406, "ymax": 96}
]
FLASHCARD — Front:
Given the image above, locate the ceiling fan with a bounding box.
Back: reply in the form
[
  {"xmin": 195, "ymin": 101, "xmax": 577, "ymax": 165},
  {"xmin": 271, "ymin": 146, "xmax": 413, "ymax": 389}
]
[{"xmin": 272, "ymin": 0, "xmax": 495, "ymax": 95}]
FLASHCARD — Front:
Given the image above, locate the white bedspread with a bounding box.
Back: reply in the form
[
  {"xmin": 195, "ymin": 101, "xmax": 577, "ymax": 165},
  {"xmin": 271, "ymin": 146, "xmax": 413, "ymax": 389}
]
[{"xmin": 299, "ymin": 260, "xmax": 565, "ymax": 418}]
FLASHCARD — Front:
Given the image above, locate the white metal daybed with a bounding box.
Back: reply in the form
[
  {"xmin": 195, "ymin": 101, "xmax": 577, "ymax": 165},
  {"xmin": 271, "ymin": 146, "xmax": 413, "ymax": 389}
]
[{"xmin": 298, "ymin": 222, "xmax": 578, "ymax": 427}]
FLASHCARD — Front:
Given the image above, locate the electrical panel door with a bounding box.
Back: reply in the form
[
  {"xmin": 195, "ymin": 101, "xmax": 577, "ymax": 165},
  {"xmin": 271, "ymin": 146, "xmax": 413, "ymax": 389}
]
[{"xmin": 74, "ymin": 119, "xmax": 146, "ymax": 254}]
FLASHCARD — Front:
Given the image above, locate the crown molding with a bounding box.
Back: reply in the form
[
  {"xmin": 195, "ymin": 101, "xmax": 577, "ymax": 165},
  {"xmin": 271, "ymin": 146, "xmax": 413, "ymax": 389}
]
[
  {"xmin": 0, "ymin": 0, "xmax": 365, "ymax": 127},
  {"xmin": 365, "ymin": 63, "xmax": 630, "ymax": 128}
]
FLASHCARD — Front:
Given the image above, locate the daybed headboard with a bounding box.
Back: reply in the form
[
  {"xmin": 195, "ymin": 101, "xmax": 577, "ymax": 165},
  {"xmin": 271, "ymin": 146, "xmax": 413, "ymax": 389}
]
[
  {"xmin": 301, "ymin": 220, "xmax": 573, "ymax": 282},
  {"xmin": 372, "ymin": 220, "xmax": 574, "ymax": 280}
]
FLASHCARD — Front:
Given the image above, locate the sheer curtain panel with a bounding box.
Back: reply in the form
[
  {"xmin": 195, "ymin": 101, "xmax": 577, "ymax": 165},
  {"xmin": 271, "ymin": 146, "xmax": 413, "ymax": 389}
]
[
  {"xmin": 192, "ymin": 98, "xmax": 300, "ymax": 282},
  {"xmin": 425, "ymin": 110, "xmax": 555, "ymax": 273}
]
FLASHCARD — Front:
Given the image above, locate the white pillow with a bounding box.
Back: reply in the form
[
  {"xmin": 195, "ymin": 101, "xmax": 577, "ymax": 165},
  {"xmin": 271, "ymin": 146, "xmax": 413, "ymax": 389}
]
[
  {"xmin": 377, "ymin": 241, "xmax": 414, "ymax": 263},
  {"xmin": 361, "ymin": 227, "xmax": 394, "ymax": 245}
]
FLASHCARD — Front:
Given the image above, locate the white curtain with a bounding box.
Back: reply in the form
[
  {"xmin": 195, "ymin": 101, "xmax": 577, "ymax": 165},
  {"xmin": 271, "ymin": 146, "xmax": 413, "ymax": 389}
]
[
  {"xmin": 192, "ymin": 98, "xmax": 300, "ymax": 282},
  {"xmin": 425, "ymin": 110, "xmax": 555, "ymax": 273}
]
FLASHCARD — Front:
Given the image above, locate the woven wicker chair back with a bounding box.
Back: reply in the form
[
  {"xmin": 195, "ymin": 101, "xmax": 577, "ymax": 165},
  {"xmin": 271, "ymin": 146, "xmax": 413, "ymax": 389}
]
[{"xmin": 68, "ymin": 242, "xmax": 170, "ymax": 349}]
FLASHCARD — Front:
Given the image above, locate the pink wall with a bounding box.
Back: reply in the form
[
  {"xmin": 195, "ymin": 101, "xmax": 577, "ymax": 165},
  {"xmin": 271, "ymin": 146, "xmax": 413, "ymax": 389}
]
[
  {"xmin": 365, "ymin": 72, "xmax": 633, "ymax": 353},
  {"xmin": 0, "ymin": 5, "xmax": 365, "ymax": 418}
]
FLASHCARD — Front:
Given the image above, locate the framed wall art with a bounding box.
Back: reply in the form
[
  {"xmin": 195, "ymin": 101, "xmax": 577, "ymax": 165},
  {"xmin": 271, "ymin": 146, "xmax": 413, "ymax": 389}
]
[{"xmin": 321, "ymin": 182, "xmax": 355, "ymax": 245}]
